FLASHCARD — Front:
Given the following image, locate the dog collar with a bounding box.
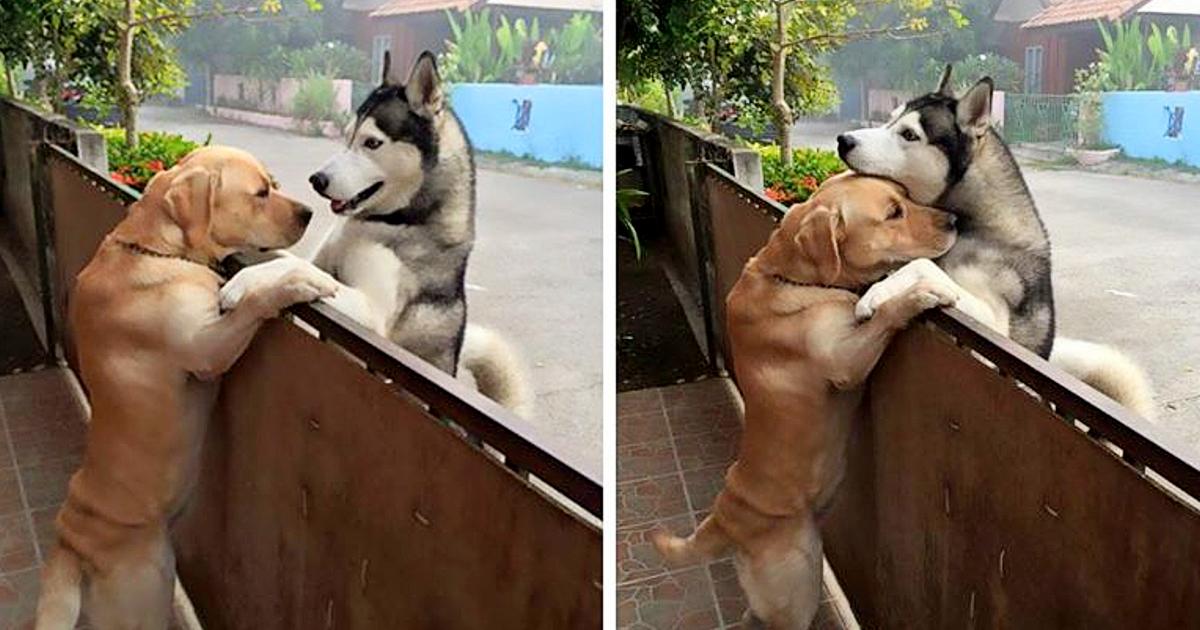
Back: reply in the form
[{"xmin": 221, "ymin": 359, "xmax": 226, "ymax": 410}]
[
  {"xmin": 771, "ymin": 273, "xmax": 858, "ymax": 294},
  {"xmin": 115, "ymin": 239, "xmax": 224, "ymax": 275}
]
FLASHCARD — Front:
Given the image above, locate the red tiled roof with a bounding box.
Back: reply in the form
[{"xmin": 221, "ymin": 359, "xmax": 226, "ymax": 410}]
[
  {"xmin": 371, "ymin": 0, "xmax": 477, "ymax": 17},
  {"xmin": 1022, "ymin": 0, "xmax": 1150, "ymax": 28}
]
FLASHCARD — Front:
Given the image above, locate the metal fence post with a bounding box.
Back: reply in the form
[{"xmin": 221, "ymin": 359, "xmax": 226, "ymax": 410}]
[
  {"xmin": 29, "ymin": 141, "xmax": 59, "ymax": 361},
  {"xmin": 687, "ymin": 161, "xmax": 722, "ymax": 374}
]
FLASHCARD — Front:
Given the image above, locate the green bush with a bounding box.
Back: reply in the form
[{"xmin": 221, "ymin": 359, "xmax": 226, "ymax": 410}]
[
  {"xmin": 102, "ymin": 129, "xmax": 209, "ymax": 191},
  {"xmin": 285, "ymin": 42, "xmax": 371, "ymax": 82},
  {"xmin": 440, "ymin": 8, "xmax": 601, "ymax": 84},
  {"xmin": 757, "ymin": 145, "xmax": 845, "ymax": 205},
  {"xmin": 545, "ymin": 13, "xmax": 602, "ymax": 84},
  {"xmin": 292, "ymin": 73, "xmax": 337, "ymax": 134}
]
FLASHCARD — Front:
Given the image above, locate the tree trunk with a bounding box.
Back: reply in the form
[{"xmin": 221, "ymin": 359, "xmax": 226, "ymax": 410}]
[
  {"xmin": 118, "ymin": 0, "xmax": 141, "ymax": 147},
  {"xmin": 3, "ymin": 58, "xmax": 16, "ymax": 99},
  {"xmin": 772, "ymin": 1, "xmax": 795, "ymax": 167},
  {"xmin": 661, "ymin": 75, "xmax": 676, "ymax": 119}
]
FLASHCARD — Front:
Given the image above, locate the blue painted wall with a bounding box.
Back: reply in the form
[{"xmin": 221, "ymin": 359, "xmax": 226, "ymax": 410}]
[
  {"xmin": 449, "ymin": 83, "xmax": 602, "ymax": 168},
  {"xmin": 1103, "ymin": 91, "xmax": 1199, "ymax": 167}
]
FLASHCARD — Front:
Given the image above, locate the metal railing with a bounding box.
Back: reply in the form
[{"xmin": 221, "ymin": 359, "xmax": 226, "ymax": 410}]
[{"xmin": 1003, "ymin": 93, "xmax": 1080, "ymax": 144}]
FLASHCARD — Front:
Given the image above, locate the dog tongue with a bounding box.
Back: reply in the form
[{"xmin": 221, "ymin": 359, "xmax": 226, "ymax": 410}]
[{"xmin": 331, "ymin": 199, "xmax": 348, "ymax": 213}]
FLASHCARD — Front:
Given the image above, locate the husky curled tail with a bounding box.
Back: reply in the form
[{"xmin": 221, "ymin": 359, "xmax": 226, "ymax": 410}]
[
  {"xmin": 1051, "ymin": 337, "xmax": 1157, "ymax": 420},
  {"xmin": 462, "ymin": 324, "xmax": 535, "ymax": 418}
]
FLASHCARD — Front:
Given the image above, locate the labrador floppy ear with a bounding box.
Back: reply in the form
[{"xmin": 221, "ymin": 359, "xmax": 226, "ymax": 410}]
[
  {"xmin": 795, "ymin": 206, "xmax": 844, "ymax": 285},
  {"xmin": 405, "ymin": 51, "xmax": 444, "ymax": 118},
  {"xmin": 957, "ymin": 77, "xmax": 994, "ymax": 137},
  {"xmin": 164, "ymin": 165, "xmax": 218, "ymax": 252}
]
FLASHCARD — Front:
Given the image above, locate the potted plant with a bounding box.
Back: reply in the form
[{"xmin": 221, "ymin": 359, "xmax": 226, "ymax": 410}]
[{"xmin": 1070, "ymin": 63, "xmax": 1121, "ymax": 166}]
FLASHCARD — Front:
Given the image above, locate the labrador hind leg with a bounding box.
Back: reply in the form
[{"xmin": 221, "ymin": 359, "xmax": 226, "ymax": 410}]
[
  {"xmin": 736, "ymin": 514, "xmax": 823, "ymax": 630},
  {"xmin": 86, "ymin": 530, "xmax": 175, "ymax": 630}
]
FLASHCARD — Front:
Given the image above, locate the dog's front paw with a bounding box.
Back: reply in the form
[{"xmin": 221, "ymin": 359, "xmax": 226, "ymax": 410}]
[
  {"xmin": 260, "ymin": 267, "xmax": 339, "ymax": 314},
  {"xmin": 219, "ymin": 269, "xmax": 256, "ymax": 312},
  {"xmin": 855, "ymin": 258, "xmax": 944, "ymax": 321},
  {"xmin": 879, "ymin": 278, "xmax": 959, "ymax": 327},
  {"xmin": 220, "ymin": 257, "xmax": 338, "ymax": 315},
  {"xmin": 856, "ymin": 278, "xmax": 906, "ymax": 321}
]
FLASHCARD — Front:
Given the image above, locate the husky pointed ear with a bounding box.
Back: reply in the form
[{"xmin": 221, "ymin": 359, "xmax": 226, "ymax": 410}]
[
  {"xmin": 381, "ymin": 50, "xmax": 395, "ymax": 86},
  {"xmin": 937, "ymin": 64, "xmax": 955, "ymax": 95},
  {"xmin": 795, "ymin": 205, "xmax": 844, "ymax": 285},
  {"xmin": 957, "ymin": 77, "xmax": 994, "ymax": 137},
  {"xmin": 405, "ymin": 51, "xmax": 444, "ymax": 118}
]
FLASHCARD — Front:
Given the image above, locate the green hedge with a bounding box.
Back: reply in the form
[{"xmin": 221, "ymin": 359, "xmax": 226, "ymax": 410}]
[
  {"xmin": 757, "ymin": 144, "xmax": 845, "ymax": 205},
  {"xmin": 102, "ymin": 129, "xmax": 209, "ymax": 191}
]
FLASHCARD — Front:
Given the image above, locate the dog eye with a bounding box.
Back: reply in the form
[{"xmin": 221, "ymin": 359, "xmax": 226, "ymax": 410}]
[
  {"xmin": 900, "ymin": 129, "xmax": 920, "ymax": 142},
  {"xmin": 887, "ymin": 204, "xmax": 904, "ymax": 220},
  {"xmin": 363, "ymin": 137, "xmax": 383, "ymax": 150}
]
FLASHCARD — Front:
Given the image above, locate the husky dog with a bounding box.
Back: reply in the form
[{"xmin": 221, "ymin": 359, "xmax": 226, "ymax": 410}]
[
  {"xmin": 839, "ymin": 66, "xmax": 1156, "ymax": 418},
  {"xmin": 222, "ymin": 52, "xmax": 532, "ymax": 416}
]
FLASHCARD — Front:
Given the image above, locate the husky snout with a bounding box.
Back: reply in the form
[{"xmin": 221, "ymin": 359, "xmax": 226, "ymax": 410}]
[
  {"xmin": 309, "ymin": 172, "xmax": 329, "ymax": 195},
  {"xmin": 837, "ymin": 133, "xmax": 857, "ymax": 160}
]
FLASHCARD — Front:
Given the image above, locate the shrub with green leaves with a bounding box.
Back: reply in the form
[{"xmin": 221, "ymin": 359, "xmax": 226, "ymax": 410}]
[
  {"xmin": 756, "ymin": 145, "xmax": 845, "ymax": 205},
  {"xmin": 545, "ymin": 13, "xmax": 602, "ymax": 84},
  {"xmin": 102, "ymin": 129, "xmax": 209, "ymax": 191},
  {"xmin": 440, "ymin": 8, "xmax": 602, "ymax": 84},
  {"xmin": 293, "ymin": 73, "xmax": 337, "ymax": 134}
]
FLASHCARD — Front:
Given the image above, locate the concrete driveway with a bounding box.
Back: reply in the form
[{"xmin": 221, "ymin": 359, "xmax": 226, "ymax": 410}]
[
  {"xmin": 139, "ymin": 106, "xmax": 602, "ymax": 468},
  {"xmin": 789, "ymin": 120, "xmax": 1200, "ymax": 450},
  {"xmin": 1027, "ymin": 167, "xmax": 1200, "ymax": 447}
]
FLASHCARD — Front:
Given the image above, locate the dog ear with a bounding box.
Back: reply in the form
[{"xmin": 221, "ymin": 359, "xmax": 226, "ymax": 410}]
[
  {"xmin": 165, "ymin": 165, "xmax": 218, "ymax": 252},
  {"xmin": 381, "ymin": 50, "xmax": 395, "ymax": 86},
  {"xmin": 406, "ymin": 51, "xmax": 444, "ymax": 118},
  {"xmin": 937, "ymin": 64, "xmax": 954, "ymax": 96},
  {"xmin": 795, "ymin": 206, "xmax": 844, "ymax": 285},
  {"xmin": 956, "ymin": 77, "xmax": 994, "ymax": 137}
]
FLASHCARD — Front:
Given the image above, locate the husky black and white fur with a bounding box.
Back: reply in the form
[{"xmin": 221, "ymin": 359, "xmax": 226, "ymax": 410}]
[
  {"xmin": 221, "ymin": 51, "xmax": 532, "ymax": 416},
  {"xmin": 839, "ymin": 66, "xmax": 1157, "ymax": 419}
]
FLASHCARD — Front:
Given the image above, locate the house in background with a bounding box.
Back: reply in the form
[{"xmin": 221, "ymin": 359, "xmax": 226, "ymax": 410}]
[
  {"xmin": 342, "ymin": 0, "xmax": 602, "ymax": 84},
  {"xmin": 995, "ymin": 0, "xmax": 1200, "ymax": 94}
]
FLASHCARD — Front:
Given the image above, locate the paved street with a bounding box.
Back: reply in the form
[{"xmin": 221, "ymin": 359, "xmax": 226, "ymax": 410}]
[
  {"xmin": 140, "ymin": 106, "xmax": 602, "ymax": 468},
  {"xmin": 790, "ymin": 121, "xmax": 1200, "ymax": 450}
]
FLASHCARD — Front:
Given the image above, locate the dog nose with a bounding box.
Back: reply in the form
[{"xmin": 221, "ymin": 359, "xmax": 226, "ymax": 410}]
[
  {"xmin": 309, "ymin": 172, "xmax": 329, "ymax": 194},
  {"xmin": 836, "ymin": 134, "xmax": 857, "ymax": 158}
]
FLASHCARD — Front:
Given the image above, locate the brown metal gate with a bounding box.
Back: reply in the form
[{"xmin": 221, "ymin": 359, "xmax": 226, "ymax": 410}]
[
  {"xmin": 37, "ymin": 143, "xmax": 602, "ymax": 629},
  {"xmin": 698, "ymin": 163, "xmax": 1200, "ymax": 629}
]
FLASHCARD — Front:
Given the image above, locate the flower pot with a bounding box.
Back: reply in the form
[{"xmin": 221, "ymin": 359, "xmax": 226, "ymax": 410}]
[{"xmin": 1069, "ymin": 147, "xmax": 1120, "ymax": 166}]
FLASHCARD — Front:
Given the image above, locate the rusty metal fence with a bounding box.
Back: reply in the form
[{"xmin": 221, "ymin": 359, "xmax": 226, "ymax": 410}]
[
  {"xmin": 697, "ymin": 162, "xmax": 1200, "ymax": 628},
  {"xmin": 35, "ymin": 142, "xmax": 601, "ymax": 629}
]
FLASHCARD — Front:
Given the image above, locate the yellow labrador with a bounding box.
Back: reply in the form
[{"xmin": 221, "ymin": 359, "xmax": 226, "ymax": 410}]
[
  {"xmin": 654, "ymin": 174, "xmax": 960, "ymax": 629},
  {"xmin": 35, "ymin": 146, "xmax": 338, "ymax": 629}
]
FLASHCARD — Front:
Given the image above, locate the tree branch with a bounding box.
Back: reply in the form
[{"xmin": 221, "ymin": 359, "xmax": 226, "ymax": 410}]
[
  {"xmin": 780, "ymin": 25, "xmax": 946, "ymax": 50},
  {"xmin": 128, "ymin": 5, "xmax": 262, "ymax": 28}
]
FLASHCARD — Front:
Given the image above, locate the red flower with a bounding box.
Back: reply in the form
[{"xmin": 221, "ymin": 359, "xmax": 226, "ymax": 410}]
[
  {"xmin": 802, "ymin": 176, "xmax": 820, "ymax": 191},
  {"xmin": 764, "ymin": 186, "xmax": 787, "ymax": 202},
  {"xmin": 146, "ymin": 160, "xmax": 164, "ymax": 172},
  {"xmin": 111, "ymin": 171, "xmax": 132, "ymax": 185}
]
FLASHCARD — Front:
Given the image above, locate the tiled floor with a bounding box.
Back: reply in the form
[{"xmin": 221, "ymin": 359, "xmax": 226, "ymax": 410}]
[
  {"xmin": 616, "ymin": 378, "xmax": 851, "ymax": 630},
  {"xmin": 0, "ymin": 367, "xmax": 88, "ymax": 629}
]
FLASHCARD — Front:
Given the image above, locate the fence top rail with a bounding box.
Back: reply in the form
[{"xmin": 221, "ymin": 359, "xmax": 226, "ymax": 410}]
[
  {"xmin": 702, "ymin": 161, "xmax": 1200, "ymax": 503},
  {"xmin": 43, "ymin": 143, "xmax": 602, "ymax": 519}
]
